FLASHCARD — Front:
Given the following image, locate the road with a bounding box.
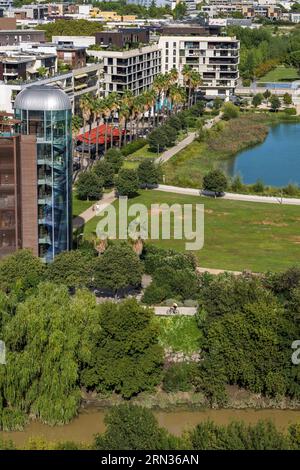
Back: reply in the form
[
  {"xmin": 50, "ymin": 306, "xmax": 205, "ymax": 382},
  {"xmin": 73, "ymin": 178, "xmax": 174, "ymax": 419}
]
[
  {"xmin": 155, "ymin": 113, "xmax": 222, "ymax": 165},
  {"xmin": 154, "ymin": 184, "xmax": 300, "ymax": 206}
]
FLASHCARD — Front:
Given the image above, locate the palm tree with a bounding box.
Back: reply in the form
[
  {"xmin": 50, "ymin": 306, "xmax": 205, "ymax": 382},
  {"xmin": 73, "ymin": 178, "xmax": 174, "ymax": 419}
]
[
  {"xmin": 122, "ymin": 90, "xmax": 135, "ymax": 142},
  {"xmin": 153, "ymin": 74, "xmax": 167, "ymax": 126},
  {"xmin": 169, "ymin": 84, "xmax": 186, "ymax": 115},
  {"xmin": 71, "ymin": 115, "xmax": 82, "ymax": 163},
  {"xmin": 133, "ymin": 94, "xmax": 146, "ymax": 139},
  {"xmin": 91, "ymin": 98, "xmax": 104, "ymax": 159},
  {"xmin": 142, "ymin": 89, "xmax": 156, "ymax": 132},
  {"xmin": 102, "ymin": 97, "xmax": 112, "ymax": 154},
  {"xmin": 190, "ymin": 70, "xmax": 203, "ymax": 106},
  {"xmin": 79, "ymin": 93, "xmax": 93, "ymax": 160},
  {"xmin": 118, "ymin": 102, "xmax": 130, "ymax": 148},
  {"xmin": 182, "ymin": 65, "xmax": 193, "ymax": 108},
  {"xmin": 108, "ymin": 92, "xmax": 120, "ymax": 149}
]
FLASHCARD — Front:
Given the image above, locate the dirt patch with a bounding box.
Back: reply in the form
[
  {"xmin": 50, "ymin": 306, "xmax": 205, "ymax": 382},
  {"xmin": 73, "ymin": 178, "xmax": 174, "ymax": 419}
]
[
  {"xmin": 289, "ymin": 236, "xmax": 300, "ymax": 244},
  {"xmin": 256, "ymin": 220, "xmax": 288, "ymax": 227}
]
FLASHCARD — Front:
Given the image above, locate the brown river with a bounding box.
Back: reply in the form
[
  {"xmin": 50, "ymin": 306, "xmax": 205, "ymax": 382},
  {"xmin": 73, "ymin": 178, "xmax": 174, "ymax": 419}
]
[{"xmin": 1, "ymin": 407, "xmax": 300, "ymax": 447}]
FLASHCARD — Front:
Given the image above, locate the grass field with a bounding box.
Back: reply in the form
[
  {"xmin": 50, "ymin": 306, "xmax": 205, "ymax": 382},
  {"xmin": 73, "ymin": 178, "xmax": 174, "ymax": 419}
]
[
  {"xmin": 123, "ymin": 144, "xmax": 161, "ymax": 169},
  {"xmin": 72, "ymin": 193, "xmax": 96, "ymax": 218},
  {"xmin": 259, "ymin": 65, "xmax": 299, "ymax": 82},
  {"xmin": 156, "ymin": 316, "xmax": 202, "ymax": 354},
  {"xmin": 82, "ymin": 190, "xmax": 300, "ymax": 273}
]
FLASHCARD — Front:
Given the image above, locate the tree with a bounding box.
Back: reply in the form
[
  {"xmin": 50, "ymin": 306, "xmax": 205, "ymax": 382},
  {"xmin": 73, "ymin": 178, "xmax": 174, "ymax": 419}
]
[
  {"xmin": 93, "ymin": 160, "xmax": 115, "ymax": 188},
  {"xmin": 104, "ymin": 148, "xmax": 123, "ymax": 172},
  {"xmin": 46, "ymin": 250, "xmax": 94, "ymax": 290},
  {"xmin": 283, "ymin": 93, "xmax": 292, "ymax": 106},
  {"xmin": 263, "ymin": 89, "xmax": 271, "ymax": 105},
  {"xmin": 202, "ymin": 170, "xmax": 228, "ymax": 195},
  {"xmin": 213, "ymin": 97, "xmax": 223, "ymax": 110},
  {"xmin": 270, "ymin": 94, "xmax": 281, "ymax": 112},
  {"xmin": 0, "ymin": 249, "xmax": 45, "ymax": 294},
  {"xmin": 1, "ymin": 283, "xmax": 101, "ymax": 427},
  {"xmin": 92, "ymin": 242, "xmax": 143, "ymax": 292},
  {"xmin": 164, "ymin": 125, "xmax": 178, "ymax": 147},
  {"xmin": 137, "ymin": 160, "xmax": 160, "ymax": 188},
  {"xmin": 148, "ymin": 127, "xmax": 169, "ymax": 153},
  {"xmin": 115, "ymin": 168, "xmax": 139, "ymax": 197},
  {"xmin": 94, "ymin": 405, "xmax": 174, "ymax": 450},
  {"xmin": 76, "ymin": 171, "xmax": 103, "ymax": 200},
  {"xmin": 81, "ymin": 299, "xmax": 164, "ymax": 398},
  {"xmin": 172, "ymin": 1, "xmax": 187, "ymax": 20},
  {"xmin": 252, "ymin": 93, "xmax": 263, "ymax": 108}
]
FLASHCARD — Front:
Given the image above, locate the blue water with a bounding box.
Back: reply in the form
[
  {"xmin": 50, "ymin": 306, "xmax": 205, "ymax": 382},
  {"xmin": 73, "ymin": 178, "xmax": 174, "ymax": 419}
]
[{"xmin": 226, "ymin": 122, "xmax": 300, "ymax": 187}]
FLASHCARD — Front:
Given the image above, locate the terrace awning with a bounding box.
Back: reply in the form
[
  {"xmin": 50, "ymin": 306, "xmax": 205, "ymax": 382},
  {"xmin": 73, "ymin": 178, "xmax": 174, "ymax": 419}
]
[{"xmin": 77, "ymin": 124, "xmax": 125, "ymax": 145}]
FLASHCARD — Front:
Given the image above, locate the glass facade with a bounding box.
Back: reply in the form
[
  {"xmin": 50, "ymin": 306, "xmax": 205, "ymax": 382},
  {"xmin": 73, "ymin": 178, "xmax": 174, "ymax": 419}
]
[{"xmin": 15, "ymin": 107, "xmax": 72, "ymax": 262}]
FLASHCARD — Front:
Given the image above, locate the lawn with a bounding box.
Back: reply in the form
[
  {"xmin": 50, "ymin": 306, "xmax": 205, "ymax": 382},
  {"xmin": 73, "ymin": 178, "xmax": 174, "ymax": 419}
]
[
  {"xmin": 82, "ymin": 190, "xmax": 300, "ymax": 273},
  {"xmin": 72, "ymin": 193, "xmax": 95, "ymax": 218},
  {"xmin": 259, "ymin": 65, "xmax": 299, "ymax": 83},
  {"xmin": 156, "ymin": 316, "xmax": 202, "ymax": 354},
  {"xmin": 123, "ymin": 144, "xmax": 161, "ymax": 169}
]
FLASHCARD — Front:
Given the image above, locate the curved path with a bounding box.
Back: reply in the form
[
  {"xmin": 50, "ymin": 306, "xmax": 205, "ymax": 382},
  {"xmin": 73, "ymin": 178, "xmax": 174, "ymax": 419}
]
[{"xmin": 154, "ymin": 184, "xmax": 300, "ymax": 206}]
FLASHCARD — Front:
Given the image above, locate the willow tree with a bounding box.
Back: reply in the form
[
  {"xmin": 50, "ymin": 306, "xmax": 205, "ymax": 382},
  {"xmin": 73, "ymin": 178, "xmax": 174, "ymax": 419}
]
[{"xmin": 1, "ymin": 283, "xmax": 101, "ymax": 427}]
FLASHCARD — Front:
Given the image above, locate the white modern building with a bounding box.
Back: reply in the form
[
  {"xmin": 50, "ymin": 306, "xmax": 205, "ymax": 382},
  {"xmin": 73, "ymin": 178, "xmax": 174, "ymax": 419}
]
[
  {"xmin": 158, "ymin": 33, "xmax": 239, "ymax": 98},
  {"xmin": 88, "ymin": 44, "xmax": 162, "ymax": 96}
]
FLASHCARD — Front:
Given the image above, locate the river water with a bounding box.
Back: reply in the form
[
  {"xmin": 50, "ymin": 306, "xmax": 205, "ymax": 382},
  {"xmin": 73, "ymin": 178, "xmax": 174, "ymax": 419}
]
[
  {"xmin": 1, "ymin": 407, "xmax": 300, "ymax": 447},
  {"xmin": 224, "ymin": 122, "xmax": 300, "ymax": 187}
]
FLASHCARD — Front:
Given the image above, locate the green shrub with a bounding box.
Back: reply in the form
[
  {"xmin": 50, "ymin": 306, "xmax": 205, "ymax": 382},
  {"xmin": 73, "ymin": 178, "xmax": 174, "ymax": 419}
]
[
  {"xmin": 284, "ymin": 107, "xmax": 297, "ymax": 115},
  {"xmin": 163, "ymin": 363, "xmax": 198, "ymax": 392},
  {"xmin": 121, "ymin": 139, "xmax": 146, "ymax": 157}
]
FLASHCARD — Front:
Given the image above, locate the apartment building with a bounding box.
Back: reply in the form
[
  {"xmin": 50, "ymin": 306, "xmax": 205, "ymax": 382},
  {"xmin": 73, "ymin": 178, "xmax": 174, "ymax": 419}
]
[
  {"xmin": 0, "ymin": 30, "xmax": 45, "ymax": 47},
  {"xmin": 159, "ymin": 29, "xmax": 239, "ymax": 98},
  {"xmin": 89, "ymin": 44, "xmax": 161, "ymax": 96},
  {"xmin": 94, "ymin": 28, "xmax": 150, "ymax": 49},
  {"xmin": 0, "ymin": 52, "xmax": 57, "ymax": 83},
  {"xmin": 0, "ymin": 61, "xmax": 102, "ymax": 113}
]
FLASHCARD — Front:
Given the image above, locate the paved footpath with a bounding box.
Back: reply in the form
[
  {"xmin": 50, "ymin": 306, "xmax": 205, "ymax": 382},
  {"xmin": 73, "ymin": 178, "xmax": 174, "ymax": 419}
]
[
  {"xmin": 73, "ymin": 190, "xmax": 116, "ymax": 230},
  {"xmin": 155, "ymin": 113, "xmax": 222, "ymax": 165},
  {"xmin": 154, "ymin": 184, "xmax": 300, "ymax": 206},
  {"xmin": 153, "ymin": 306, "xmax": 196, "ymax": 316}
]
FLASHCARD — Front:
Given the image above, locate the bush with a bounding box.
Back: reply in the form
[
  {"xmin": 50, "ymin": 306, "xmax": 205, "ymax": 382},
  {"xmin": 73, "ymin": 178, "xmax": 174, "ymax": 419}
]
[
  {"xmin": 165, "ymin": 115, "xmax": 182, "ymax": 131},
  {"xmin": 163, "ymin": 364, "xmax": 198, "ymax": 392},
  {"xmin": 283, "ymin": 183, "xmax": 299, "ymax": 196},
  {"xmin": 252, "ymin": 179, "xmax": 265, "ymax": 193},
  {"xmin": 222, "ymin": 102, "xmax": 239, "ymax": 120},
  {"xmin": 230, "ymin": 174, "xmax": 244, "ymax": 193},
  {"xmin": 143, "ymin": 246, "xmax": 197, "ymax": 274},
  {"xmin": 284, "ymin": 107, "xmax": 297, "ymax": 115},
  {"xmin": 164, "ymin": 125, "xmax": 178, "ymax": 147},
  {"xmin": 148, "ymin": 128, "xmax": 169, "ymax": 152},
  {"xmin": 121, "ymin": 139, "xmax": 146, "ymax": 157}
]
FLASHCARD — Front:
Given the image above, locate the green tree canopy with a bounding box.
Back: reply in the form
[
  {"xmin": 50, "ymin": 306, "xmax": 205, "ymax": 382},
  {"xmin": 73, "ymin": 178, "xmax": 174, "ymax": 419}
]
[
  {"xmin": 76, "ymin": 171, "xmax": 103, "ymax": 200},
  {"xmin": 81, "ymin": 299, "xmax": 164, "ymax": 398},
  {"xmin": 202, "ymin": 169, "xmax": 228, "ymax": 195},
  {"xmin": 93, "ymin": 160, "xmax": 115, "ymax": 188},
  {"xmin": 115, "ymin": 168, "xmax": 139, "ymax": 197},
  {"xmin": 0, "ymin": 250, "xmax": 45, "ymax": 294},
  {"xmin": 93, "ymin": 242, "xmax": 143, "ymax": 292},
  {"xmin": 137, "ymin": 159, "xmax": 160, "ymax": 187},
  {"xmin": 94, "ymin": 404, "xmax": 175, "ymax": 450}
]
